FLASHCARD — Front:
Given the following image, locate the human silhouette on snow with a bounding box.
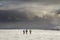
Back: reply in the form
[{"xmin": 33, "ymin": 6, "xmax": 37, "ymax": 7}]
[
  {"xmin": 29, "ymin": 29, "xmax": 32, "ymax": 34},
  {"xmin": 23, "ymin": 30, "xmax": 25, "ymax": 34},
  {"xmin": 26, "ymin": 29, "xmax": 28, "ymax": 34}
]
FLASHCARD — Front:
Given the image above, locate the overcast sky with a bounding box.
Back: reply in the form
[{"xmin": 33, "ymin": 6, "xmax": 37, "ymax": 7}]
[{"xmin": 0, "ymin": 0, "xmax": 60, "ymax": 29}]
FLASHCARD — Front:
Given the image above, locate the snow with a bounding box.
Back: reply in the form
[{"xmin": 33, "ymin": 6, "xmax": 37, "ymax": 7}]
[{"xmin": 0, "ymin": 29, "xmax": 60, "ymax": 40}]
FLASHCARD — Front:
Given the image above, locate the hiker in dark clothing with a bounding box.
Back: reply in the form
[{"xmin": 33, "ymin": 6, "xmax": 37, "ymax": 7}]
[
  {"xmin": 26, "ymin": 29, "xmax": 28, "ymax": 34},
  {"xmin": 29, "ymin": 29, "xmax": 32, "ymax": 34},
  {"xmin": 23, "ymin": 30, "xmax": 25, "ymax": 34}
]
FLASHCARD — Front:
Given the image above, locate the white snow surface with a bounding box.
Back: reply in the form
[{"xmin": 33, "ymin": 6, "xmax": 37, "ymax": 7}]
[{"xmin": 0, "ymin": 29, "xmax": 60, "ymax": 40}]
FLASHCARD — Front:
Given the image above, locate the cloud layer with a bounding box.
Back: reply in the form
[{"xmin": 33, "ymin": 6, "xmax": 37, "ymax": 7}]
[{"xmin": 0, "ymin": 1, "xmax": 60, "ymax": 29}]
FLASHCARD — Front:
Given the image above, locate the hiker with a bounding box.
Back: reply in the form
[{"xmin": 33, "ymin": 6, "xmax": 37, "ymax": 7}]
[
  {"xmin": 23, "ymin": 30, "xmax": 25, "ymax": 34},
  {"xmin": 26, "ymin": 29, "xmax": 28, "ymax": 34},
  {"xmin": 29, "ymin": 29, "xmax": 32, "ymax": 34}
]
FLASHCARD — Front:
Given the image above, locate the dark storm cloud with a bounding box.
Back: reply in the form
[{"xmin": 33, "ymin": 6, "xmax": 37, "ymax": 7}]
[
  {"xmin": 0, "ymin": 1, "xmax": 60, "ymax": 22},
  {"xmin": 0, "ymin": 10, "xmax": 29, "ymax": 22},
  {"xmin": 55, "ymin": 9, "xmax": 60, "ymax": 14},
  {"xmin": 0, "ymin": 1, "xmax": 60, "ymax": 20},
  {"xmin": 0, "ymin": 0, "xmax": 60, "ymax": 29}
]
